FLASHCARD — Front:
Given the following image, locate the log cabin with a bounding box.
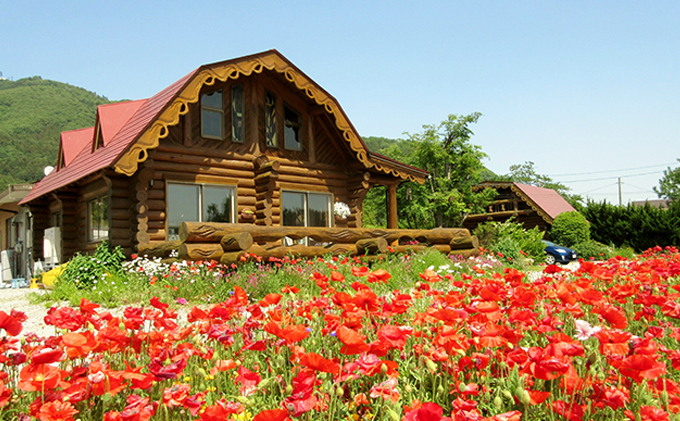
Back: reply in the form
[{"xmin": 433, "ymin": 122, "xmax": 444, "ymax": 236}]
[
  {"xmin": 20, "ymin": 50, "xmax": 429, "ymax": 262},
  {"xmin": 462, "ymin": 181, "xmax": 576, "ymax": 233}
]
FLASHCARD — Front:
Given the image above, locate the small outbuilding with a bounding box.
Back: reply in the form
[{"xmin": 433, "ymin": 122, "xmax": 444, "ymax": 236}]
[{"xmin": 463, "ymin": 181, "xmax": 576, "ymax": 233}]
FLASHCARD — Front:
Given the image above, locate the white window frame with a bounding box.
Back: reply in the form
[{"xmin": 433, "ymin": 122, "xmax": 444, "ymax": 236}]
[
  {"xmin": 281, "ymin": 190, "xmax": 332, "ymax": 246},
  {"xmin": 201, "ymin": 90, "xmax": 224, "ymax": 140},
  {"xmin": 166, "ymin": 182, "xmax": 236, "ymax": 241}
]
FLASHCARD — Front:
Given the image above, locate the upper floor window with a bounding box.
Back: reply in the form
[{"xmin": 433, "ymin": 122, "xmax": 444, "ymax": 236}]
[
  {"xmin": 88, "ymin": 196, "xmax": 109, "ymax": 241},
  {"xmin": 231, "ymin": 84, "xmax": 245, "ymax": 143},
  {"xmin": 284, "ymin": 105, "xmax": 302, "ymax": 151},
  {"xmin": 201, "ymin": 90, "xmax": 224, "ymax": 139},
  {"xmin": 265, "ymin": 90, "xmax": 277, "ymax": 147},
  {"xmin": 167, "ymin": 183, "xmax": 235, "ymax": 241}
]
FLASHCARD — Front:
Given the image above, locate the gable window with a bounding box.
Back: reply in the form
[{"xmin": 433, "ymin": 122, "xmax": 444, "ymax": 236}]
[
  {"xmin": 284, "ymin": 105, "xmax": 302, "ymax": 151},
  {"xmin": 282, "ymin": 191, "xmax": 331, "ymax": 245},
  {"xmin": 88, "ymin": 196, "xmax": 109, "ymax": 241},
  {"xmin": 231, "ymin": 84, "xmax": 244, "ymax": 143},
  {"xmin": 264, "ymin": 90, "xmax": 277, "ymax": 147},
  {"xmin": 167, "ymin": 183, "xmax": 235, "ymax": 240},
  {"xmin": 201, "ymin": 90, "xmax": 224, "ymax": 139}
]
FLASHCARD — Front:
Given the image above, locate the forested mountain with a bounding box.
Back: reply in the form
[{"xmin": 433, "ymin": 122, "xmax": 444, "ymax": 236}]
[{"xmin": 0, "ymin": 77, "xmax": 111, "ymax": 188}]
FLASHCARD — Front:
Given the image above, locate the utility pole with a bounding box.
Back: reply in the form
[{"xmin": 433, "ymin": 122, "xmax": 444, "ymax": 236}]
[{"xmin": 618, "ymin": 177, "xmax": 622, "ymax": 206}]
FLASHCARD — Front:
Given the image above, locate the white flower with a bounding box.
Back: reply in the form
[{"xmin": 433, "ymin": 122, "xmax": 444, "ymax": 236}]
[
  {"xmin": 574, "ymin": 319, "xmax": 602, "ymax": 341},
  {"xmin": 334, "ymin": 202, "xmax": 351, "ymax": 218}
]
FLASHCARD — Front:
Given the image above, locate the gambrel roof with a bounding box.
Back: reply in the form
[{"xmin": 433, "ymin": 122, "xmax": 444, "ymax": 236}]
[{"xmin": 22, "ymin": 50, "xmax": 427, "ymax": 205}]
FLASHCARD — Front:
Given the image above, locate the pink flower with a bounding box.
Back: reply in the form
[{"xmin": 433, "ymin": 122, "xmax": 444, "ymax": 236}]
[{"xmin": 177, "ymin": 298, "xmax": 188, "ymax": 305}]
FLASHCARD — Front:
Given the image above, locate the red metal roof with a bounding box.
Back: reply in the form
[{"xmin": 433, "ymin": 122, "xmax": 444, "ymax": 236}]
[
  {"xmin": 20, "ymin": 69, "xmax": 197, "ymax": 205},
  {"xmin": 513, "ymin": 183, "xmax": 576, "ymax": 220},
  {"xmin": 60, "ymin": 127, "xmax": 94, "ymax": 167},
  {"xmin": 98, "ymin": 100, "xmax": 146, "ymax": 147}
]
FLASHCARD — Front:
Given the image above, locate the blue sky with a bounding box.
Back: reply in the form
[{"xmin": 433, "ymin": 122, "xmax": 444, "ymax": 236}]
[{"xmin": 2, "ymin": 1, "xmax": 679, "ymax": 204}]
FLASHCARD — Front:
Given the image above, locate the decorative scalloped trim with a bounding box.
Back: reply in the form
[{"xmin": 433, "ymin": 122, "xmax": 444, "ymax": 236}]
[{"xmin": 114, "ymin": 53, "xmax": 422, "ymax": 183}]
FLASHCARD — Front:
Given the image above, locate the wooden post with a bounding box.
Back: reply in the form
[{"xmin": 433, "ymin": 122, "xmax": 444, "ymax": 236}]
[{"xmin": 387, "ymin": 183, "xmax": 398, "ymax": 229}]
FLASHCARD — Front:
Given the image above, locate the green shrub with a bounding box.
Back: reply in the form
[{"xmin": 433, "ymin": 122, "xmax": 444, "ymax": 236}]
[
  {"xmin": 572, "ymin": 240, "xmax": 612, "ymax": 260},
  {"xmin": 550, "ymin": 211, "xmax": 590, "ymax": 247},
  {"xmin": 473, "ymin": 219, "xmax": 545, "ymax": 263},
  {"xmin": 58, "ymin": 241, "xmax": 126, "ymax": 289}
]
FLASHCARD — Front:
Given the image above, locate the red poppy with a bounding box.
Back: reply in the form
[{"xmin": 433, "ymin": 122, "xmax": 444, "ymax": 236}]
[
  {"xmin": 44, "ymin": 306, "xmax": 86, "ymax": 331},
  {"xmin": 299, "ymin": 352, "xmax": 340, "ymax": 375},
  {"xmin": 0, "ymin": 309, "xmax": 26, "ymax": 336},
  {"xmin": 616, "ymin": 354, "xmax": 667, "ymax": 383},
  {"xmin": 259, "ymin": 293, "xmax": 282, "ymax": 307},
  {"xmin": 200, "ymin": 400, "xmax": 245, "ymax": 421},
  {"xmin": 336, "ymin": 326, "xmax": 370, "ymax": 355},
  {"xmin": 367, "ymin": 269, "xmax": 391, "ymax": 283},
  {"xmin": 0, "ymin": 379, "xmax": 11, "ymax": 408},
  {"xmin": 38, "ymin": 400, "xmax": 79, "ymax": 421},
  {"xmin": 330, "ymin": 271, "xmax": 345, "ymax": 282},
  {"xmin": 404, "ymin": 402, "xmax": 447, "ymax": 421},
  {"xmin": 253, "ymin": 408, "xmax": 290, "ymax": 421},
  {"xmin": 236, "ymin": 365, "xmax": 261, "ymax": 396}
]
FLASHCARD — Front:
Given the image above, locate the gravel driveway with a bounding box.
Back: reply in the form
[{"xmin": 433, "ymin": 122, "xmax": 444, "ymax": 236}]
[{"xmin": 0, "ymin": 288, "xmax": 54, "ymax": 337}]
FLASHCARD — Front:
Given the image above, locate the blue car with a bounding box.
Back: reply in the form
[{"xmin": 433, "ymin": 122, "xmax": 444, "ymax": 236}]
[{"xmin": 543, "ymin": 241, "xmax": 578, "ymax": 265}]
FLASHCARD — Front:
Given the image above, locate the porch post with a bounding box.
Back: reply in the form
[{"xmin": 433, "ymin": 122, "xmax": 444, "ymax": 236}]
[{"xmin": 387, "ymin": 183, "xmax": 398, "ymax": 229}]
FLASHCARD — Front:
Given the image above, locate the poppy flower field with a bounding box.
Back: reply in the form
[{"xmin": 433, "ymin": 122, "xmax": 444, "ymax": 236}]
[{"xmin": 2, "ymin": 247, "xmax": 680, "ymax": 421}]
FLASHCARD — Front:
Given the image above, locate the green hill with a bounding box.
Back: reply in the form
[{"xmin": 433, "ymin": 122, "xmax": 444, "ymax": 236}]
[{"xmin": 0, "ymin": 76, "xmax": 111, "ymax": 187}]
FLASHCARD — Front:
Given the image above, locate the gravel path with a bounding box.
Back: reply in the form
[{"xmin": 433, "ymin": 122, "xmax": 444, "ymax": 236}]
[{"xmin": 0, "ymin": 288, "xmax": 55, "ymax": 337}]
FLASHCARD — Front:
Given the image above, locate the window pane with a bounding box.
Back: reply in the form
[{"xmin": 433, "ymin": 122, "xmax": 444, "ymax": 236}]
[
  {"xmin": 89, "ymin": 196, "xmax": 109, "ymax": 240},
  {"xmin": 308, "ymin": 194, "xmax": 329, "ymax": 227},
  {"xmin": 282, "ymin": 192, "xmax": 305, "ymax": 227},
  {"xmin": 202, "ymin": 109, "xmax": 223, "ymax": 138},
  {"xmin": 167, "ymin": 184, "xmax": 199, "ymax": 240},
  {"xmin": 204, "ymin": 186, "xmax": 233, "ymax": 223},
  {"xmin": 231, "ymin": 85, "xmax": 244, "ymax": 143},
  {"xmin": 265, "ymin": 91, "xmax": 277, "ymax": 147},
  {"xmin": 201, "ymin": 90, "xmax": 222, "ymax": 109},
  {"xmin": 284, "ymin": 106, "xmax": 302, "ymax": 150}
]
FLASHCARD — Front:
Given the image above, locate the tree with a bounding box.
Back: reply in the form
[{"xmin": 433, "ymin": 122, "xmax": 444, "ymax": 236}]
[
  {"xmin": 496, "ymin": 161, "xmax": 583, "ymax": 208},
  {"xmin": 397, "ymin": 113, "xmax": 496, "ymax": 229},
  {"xmin": 654, "ymin": 159, "xmax": 680, "ymax": 201}
]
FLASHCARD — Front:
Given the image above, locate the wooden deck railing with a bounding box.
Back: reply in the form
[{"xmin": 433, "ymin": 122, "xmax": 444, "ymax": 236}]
[{"xmin": 136, "ymin": 222, "xmax": 480, "ymax": 264}]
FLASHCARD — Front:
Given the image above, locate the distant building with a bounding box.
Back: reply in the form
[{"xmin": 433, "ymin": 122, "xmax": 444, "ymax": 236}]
[
  {"xmin": 0, "ymin": 184, "xmax": 34, "ymax": 281},
  {"xmin": 630, "ymin": 199, "xmax": 671, "ymax": 209},
  {"xmin": 463, "ymin": 181, "xmax": 577, "ymax": 233}
]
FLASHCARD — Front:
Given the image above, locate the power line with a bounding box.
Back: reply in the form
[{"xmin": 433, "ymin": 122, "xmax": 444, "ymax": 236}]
[
  {"xmin": 548, "ymin": 162, "xmax": 678, "ymax": 177},
  {"xmin": 559, "ymin": 170, "xmax": 665, "ymax": 183}
]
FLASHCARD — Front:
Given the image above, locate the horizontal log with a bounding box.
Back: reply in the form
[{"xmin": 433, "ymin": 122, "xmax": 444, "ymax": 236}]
[
  {"xmin": 137, "ymin": 240, "xmax": 181, "ymax": 258},
  {"xmin": 136, "ymin": 232, "xmax": 150, "ymax": 244},
  {"xmin": 111, "ymin": 209, "xmax": 132, "ymax": 220},
  {"xmin": 391, "ymin": 244, "xmax": 452, "ymax": 254},
  {"xmin": 356, "ymin": 238, "xmax": 388, "ymax": 255},
  {"xmin": 179, "ymin": 222, "xmax": 471, "ymax": 245},
  {"xmin": 219, "ymin": 243, "xmax": 357, "ymax": 265},
  {"xmin": 277, "ymin": 173, "xmax": 346, "ymax": 188},
  {"xmin": 449, "ymin": 236, "xmax": 480, "ymax": 251},
  {"xmin": 155, "ymin": 144, "xmax": 256, "ymax": 162},
  {"xmin": 110, "ymin": 228, "xmax": 132, "ymax": 240},
  {"xmin": 147, "ymin": 189, "xmax": 164, "ymax": 200},
  {"xmin": 277, "ymin": 164, "xmax": 347, "ymax": 181},
  {"xmin": 449, "ymin": 248, "xmax": 480, "ymax": 258},
  {"xmin": 153, "ymin": 161, "xmax": 253, "ymax": 180},
  {"xmin": 465, "ymin": 209, "xmax": 534, "ymax": 221},
  {"xmin": 148, "ymin": 231, "xmax": 167, "ymax": 242},
  {"xmin": 220, "ymin": 232, "xmax": 254, "ymax": 252},
  {"xmin": 179, "ymin": 243, "xmax": 224, "ymax": 261},
  {"xmin": 153, "ymin": 151, "xmax": 255, "ymax": 171}
]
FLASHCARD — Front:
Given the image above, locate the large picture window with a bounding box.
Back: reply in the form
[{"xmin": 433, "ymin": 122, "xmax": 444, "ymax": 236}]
[
  {"xmin": 201, "ymin": 90, "xmax": 224, "ymax": 139},
  {"xmin": 282, "ymin": 191, "xmax": 331, "ymax": 245},
  {"xmin": 88, "ymin": 196, "xmax": 109, "ymax": 241},
  {"xmin": 167, "ymin": 183, "xmax": 235, "ymax": 240}
]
